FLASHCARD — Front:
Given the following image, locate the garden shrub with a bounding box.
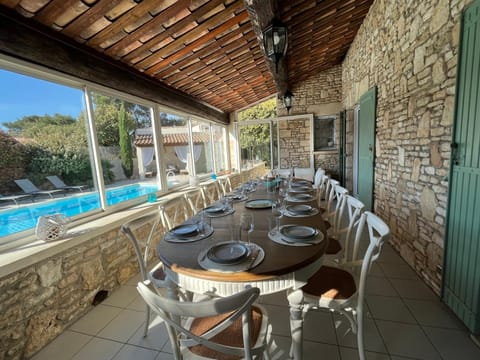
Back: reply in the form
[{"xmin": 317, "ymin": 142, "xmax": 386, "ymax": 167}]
[{"xmin": 0, "ymin": 130, "xmax": 28, "ymax": 193}]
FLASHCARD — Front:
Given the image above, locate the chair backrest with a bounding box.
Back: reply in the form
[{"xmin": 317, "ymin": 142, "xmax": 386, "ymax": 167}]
[
  {"xmin": 159, "ymin": 196, "xmax": 189, "ymax": 231},
  {"xmin": 330, "ymin": 185, "xmax": 349, "ymax": 231},
  {"xmin": 46, "ymin": 175, "xmax": 66, "ymax": 188},
  {"xmin": 202, "ymin": 181, "xmax": 222, "ymax": 205},
  {"xmin": 217, "ymin": 176, "xmax": 233, "ymax": 195},
  {"xmin": 313, "ymin": 168, "xmax": 325, "ymax": 189},
  {"xmin": 352, "ymin": 212, "xmax": 390, "ymax": 303},
  {"xmin": 324, "ymin": 179, "xmax": 341, "ymax": 216},
  {"xmin": 184, "ymin": 188, "xmax": 206, "ymax": 216},
  {"xmin": 14, "ymin": 179, "xmax": 39, "ymax": 194},
  {"xmin": 137, "ymin": 282, "xmax": 265, "ymax": 359},
  {"xmin": 120, "ymin": 212, "xmax": 162, "ymax": 281},
  {"xmin": 336, "ymin": 195, "xmax": 365, "ymax": 263}
]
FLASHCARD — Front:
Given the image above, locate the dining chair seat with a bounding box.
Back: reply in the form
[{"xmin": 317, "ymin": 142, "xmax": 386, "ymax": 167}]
[
  {"xmin": 325, "ymin": 237, "xmax": 342, "ymax": 255},
  {"xmin": 189, "ymin": 306, "xmax": 264, "ymax": 360},
  {"xmin": 302, "ymin": 266, "xmax": 356, "ymax": 301}
]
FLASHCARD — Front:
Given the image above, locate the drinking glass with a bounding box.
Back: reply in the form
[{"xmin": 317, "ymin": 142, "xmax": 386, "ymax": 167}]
[
  {"xmin": 240, "ymin": 213, "xmax": 254, "ymax": 246},
  {"xmin": 271, "ymin": 202, "xmax": 283, "ymax": 234}
]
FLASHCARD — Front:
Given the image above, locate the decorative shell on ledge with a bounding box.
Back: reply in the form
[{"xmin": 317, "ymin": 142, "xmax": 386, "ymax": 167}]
[{"xmin": 35, "ymin": 214, "xmax": 69, "ymax": 242}]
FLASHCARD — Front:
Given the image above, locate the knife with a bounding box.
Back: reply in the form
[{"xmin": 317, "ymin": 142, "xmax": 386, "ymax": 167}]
[{"xmin": 247, "ymin": 248, "xmax": 260, "ymax": 269}]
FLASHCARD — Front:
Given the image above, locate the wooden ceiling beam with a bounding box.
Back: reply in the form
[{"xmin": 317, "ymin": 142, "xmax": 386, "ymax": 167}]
[
  {"xmin": 0, "ymin": 7, "xmax": 228, "ymax": 124},
  {"xmin": 243, "ymin": 0, "xmax": 288, "ymax": 95}
]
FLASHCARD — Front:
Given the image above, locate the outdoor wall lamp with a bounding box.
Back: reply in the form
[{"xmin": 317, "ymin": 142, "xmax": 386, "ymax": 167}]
[
  {"xmin": 263, "ymin": 18, "xmax": 288, "ymax": 72},
  {"xmin": 283, "ymin": 90, "xmax": 293, "ymax": 114}
]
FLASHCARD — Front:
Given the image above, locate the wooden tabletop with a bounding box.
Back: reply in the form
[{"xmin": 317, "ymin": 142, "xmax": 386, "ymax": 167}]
[{"xmin": 157, "ymin": 183, "xmax": 327, "ymax": 282}]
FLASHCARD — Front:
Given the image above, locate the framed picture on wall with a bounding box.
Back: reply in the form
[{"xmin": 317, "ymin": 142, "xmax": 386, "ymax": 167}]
[{"xmin": 313, "ymin": 115, "xmax": 336, "ymax": 151}]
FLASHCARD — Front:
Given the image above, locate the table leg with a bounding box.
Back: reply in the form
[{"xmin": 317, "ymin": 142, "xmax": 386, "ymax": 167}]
[{"xmin": 288, "ymin": 289, "xmax": 305, "ymax": 360}]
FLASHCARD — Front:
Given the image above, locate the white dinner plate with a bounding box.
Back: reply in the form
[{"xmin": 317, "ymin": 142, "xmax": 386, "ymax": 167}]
[
  {"xmin": 280, "ymin": 225, "xmax": 317, "ymax": 240},
  {"xmin": 207, "ymin": 242, "xmax": 250, "ymax": 264},
  {"xmin": 286, "ymin": 204, "xmax": 313, "ymax": 214},
  {"xmin": 170, "ymin": 224, "xmax": 199, "ymax": 237}
]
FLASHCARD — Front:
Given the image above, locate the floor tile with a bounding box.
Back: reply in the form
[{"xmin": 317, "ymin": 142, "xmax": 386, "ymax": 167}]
[
  {"xmin": 31, "ymin": 330, "xmax": 92, "ymax": 360},
  {"xmin": 369, "ymin": 263, "xmax": 386, "ymax": 278},
  {"xmin": 262, "ymin": 304, "xmax": 291, "ymax": 337},
  {"xmin": 377, "ymin": 245, "xmax": 406, "ymax": 264},
  {"xmin": 403, "ymin": 298, "xmax": 464, "ymax": 329},
  {"xmin": 366, "ymin": 277, "xmax": 399, "ymax": 297},
  {"xmin": 267, "ymin": 334, "xmax": 293, "ymax": 360},
  {"xmin": 126, "ymin": 293, "xmax": 148, "ymax": 312},
  {"xmin": 423, "ymin": 326, "xmax": 480, "ymax": 360},
  {"xmin": 339, "ymin": 346, "xmax": 391, "ymax": 360},
  {"xmin": 112, "ymin": 344, "xmax": 158, "ymax": 360},
  {"xmin": 303, "ymin": 341, "xmax": 340, "ymax": 360},
  {"xmin": 366, "ymin": 295, "xmax": 416, "ymax": 323},
  {"xmin": 378, "ymin": 262, "xmax": 419, "ymax": 280},
  {"xmin": 103, "ymin": 285, "xmax": 139, "ymax": 308},
  {"xmin": 127, "ymin": 316, "xmax": 170, "ymax": 351},
  {"xmin": 334, "ymin": 315, "xmax": 387, "ymax": 354},
  {"xmin": 376, "ymin": 320, "xmax": 441, "ymax": 360},
  {"xmin": 389, "ymin": 278, "xmax": 438, "ymax": 301},
  {"xmin": 303, "ymin": 310, "xmax": 337, "ymax": 344},
  {"xmin": 69, "ymin": 305, "xmax": 122, "ymax": 335},
  {"xmin": 258, "ymin": 290, "xmax": 289, "ymax": 306},
  {"xmin": 155, "ymin": 352, "xmax": 174, "ymax": 360},
  {"xmin": 97, "ymin": 309, "xmax": 145, "ymax": 342},
  {"xmin": 70, "ymin": 337, "xmax": 123, "ymax": 360}
]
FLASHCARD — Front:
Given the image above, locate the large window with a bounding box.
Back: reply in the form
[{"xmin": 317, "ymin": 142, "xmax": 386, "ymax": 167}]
[
  {"xmin": 0, "ymin": 61, "xmax": 230, "ymax": 245},
  {"xmin": 0, "ymin": 69, "xmax": 97, "ymax": 239},
  {"xmin": 191, "ymin": 119, "xmax": 213, "ymax": 177},
  {"xmin": 88, "ymin": 90, "xmax": 159, "ymax": 207},
  {"xmin": 159, "ymin": 111, "xmax": 190, "ymax": 189}
]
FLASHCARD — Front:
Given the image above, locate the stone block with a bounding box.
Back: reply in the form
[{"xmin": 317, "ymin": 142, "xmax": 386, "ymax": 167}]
[
  {"xmin": 37, "ymin": 259, "xmax": 62, "ymax": 287},
  {"xmin": 420, "ymin": 187, "xmax": 437, "ymax": 221},
  {"xmin": 430, "ymin": 142, "xmax": 442, "ymax": 167},
  {"xmin": 429, "ymin": 0, "xmax": 450, "ymax": 34},
  {"xmin": 25, "ymin": 310, "xmax": 62, "ymax": 358}
]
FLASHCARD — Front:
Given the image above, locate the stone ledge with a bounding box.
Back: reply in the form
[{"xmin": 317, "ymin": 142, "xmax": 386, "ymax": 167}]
[{"xmin": 0, "ymin": 202, "xmax": 159, "ymax": 280}]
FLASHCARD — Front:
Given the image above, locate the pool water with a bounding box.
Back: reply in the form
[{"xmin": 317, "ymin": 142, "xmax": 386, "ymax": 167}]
[{"xmin": 0, "ymin": 184, "xmax": 158, "ymax": 237}]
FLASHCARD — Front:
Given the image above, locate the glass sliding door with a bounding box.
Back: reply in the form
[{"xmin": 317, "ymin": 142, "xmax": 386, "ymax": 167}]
[
  {"xmin": 190, "ymin": 119, "xmax": 213, "ymax": 178},
  {"xmin": 238, "ymin": 122, "xmax": 272, "ymax": 171},
  {"xmin": 212, "ymin": 124, "xmax": 228, "ymax": 175}
]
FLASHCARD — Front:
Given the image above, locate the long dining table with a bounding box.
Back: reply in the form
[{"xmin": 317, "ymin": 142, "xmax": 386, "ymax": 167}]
[{"xmin": 157, "ymin": 180, "xmax": 328, "ymax": 359}]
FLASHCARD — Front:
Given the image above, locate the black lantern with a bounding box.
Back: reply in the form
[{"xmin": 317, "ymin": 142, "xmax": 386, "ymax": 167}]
[
  {"xmin": 283, "ymin": 90, "xmax": 293, "ymax": 114},
  {"xmin": 263, "ymin": 18, "xmax": 288, "ymax": 72}
]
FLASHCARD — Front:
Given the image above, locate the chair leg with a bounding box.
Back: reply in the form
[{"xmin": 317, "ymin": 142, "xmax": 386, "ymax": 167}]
[
  {"xmin": 287, "ymin": 290, "xmax": 305, "ymax": 360},
  {"xmin": 357, "ymin": 307, "xmax": 366, "ymax": 360},
  {"xmin": 143, "ymin": 305, "xmax": 151, "ymax": 337}
]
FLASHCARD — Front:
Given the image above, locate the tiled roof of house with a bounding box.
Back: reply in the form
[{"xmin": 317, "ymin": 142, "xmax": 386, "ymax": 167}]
[{"xmin": 134, "ymin": 132, "xmax": 211, "ymax": 147}]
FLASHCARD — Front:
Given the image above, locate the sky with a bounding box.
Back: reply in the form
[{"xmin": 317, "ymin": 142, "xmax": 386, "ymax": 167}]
[{"xmin": 0, "ymin": 69, "xmax": 84, "ymax": 130}]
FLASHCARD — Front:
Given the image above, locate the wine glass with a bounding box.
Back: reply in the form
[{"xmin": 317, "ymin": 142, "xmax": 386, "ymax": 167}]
[
  {"xmin": 271, "ymin": 201, "xmax": 283, "ymax": 234},
  {"xmin": 240, "ymin": 213, "xmax": 254, "ymax": 246}
]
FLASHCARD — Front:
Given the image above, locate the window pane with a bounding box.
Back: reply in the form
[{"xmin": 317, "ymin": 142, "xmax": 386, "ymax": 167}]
[
  {"xmin": 191, "ymin": 119, "xmax": 213, "ymax": 177},
  {"xmin": 89, "ymin": 91, "xmax": 158, "ymax": 205},
  {"xmin": 159, "ymin": 111, "xmax": 189, "ymax": 188},
  {"xmin": 0, "ymin": 69, "xmax": 98, "ymax": 238},
  {"xmin": 212, "ymin": 124, "xmax": 227, "ymax": 175}
]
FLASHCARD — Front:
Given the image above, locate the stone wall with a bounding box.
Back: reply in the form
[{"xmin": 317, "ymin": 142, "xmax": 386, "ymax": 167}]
[
  {"xmin": 0, "ymin": 220, "xmax": 160, "ymax": 359},
  {"xmin": 314, "ymin": 151, "xmax": 339, "ymax": 179},
  {"xmin": 278, "ymin": 65, "xmax": 343, "ymax": 176},
  {"xmin": 278, "ymin": 118, "xmax": 311, "ymax": 169},
  {"xmin": 342, "ymin": 0, "xmax": 473, "ymax": 292}
]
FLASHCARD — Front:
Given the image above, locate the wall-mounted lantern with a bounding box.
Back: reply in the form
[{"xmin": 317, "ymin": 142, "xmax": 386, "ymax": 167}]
[{"xmin": 263, "ymin": 18, "xmax": 288, "ymax": 72}]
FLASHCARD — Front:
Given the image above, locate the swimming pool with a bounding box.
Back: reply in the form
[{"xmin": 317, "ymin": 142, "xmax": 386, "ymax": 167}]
[{"xmin": 0, "ymin": 184, "xmax": 158, "ymax": 237}]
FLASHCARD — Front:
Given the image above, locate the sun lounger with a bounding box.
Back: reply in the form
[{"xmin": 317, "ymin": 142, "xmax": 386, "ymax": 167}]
[
  {"xmin": 14, "ymin": 179, "xmax": 65, "ymax": 198},
  {"xmin": 0, "ymin": 193, "xmax": 32, "ymax": 205},
  {"xmin": 46, "ymin": 176, "xmax": 88, "ymax": 192}
]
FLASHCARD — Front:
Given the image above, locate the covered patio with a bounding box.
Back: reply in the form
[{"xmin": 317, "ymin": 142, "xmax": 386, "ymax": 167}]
[{"xmin": 0, "ymin": 0, "xmax": 480, "ymax": 359}]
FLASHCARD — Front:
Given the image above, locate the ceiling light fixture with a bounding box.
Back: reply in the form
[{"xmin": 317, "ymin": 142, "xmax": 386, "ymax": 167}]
[{"xmin": 263, "ymin": 18, "xmax": 288, "ymax": 72}]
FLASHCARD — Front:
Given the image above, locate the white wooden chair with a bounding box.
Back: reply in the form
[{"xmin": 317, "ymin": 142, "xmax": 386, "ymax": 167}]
[
  {"xmin": 159, "ymin": 196, "xmax": 189, "ymax": 231},
  {"xmin": 184, "ymin": 188, "xmax": 207, "ymax": 217},
  {"xmin": 324, "ymin": 184, "xmax": 349, "ymax": 256},
  {"xmin": 120, "ymin": 212, "xmax": 172, "ymax": 337},
  {"xmin": 288, "ymin": 211, "xmax": 390, "ymax": 360},
  {"xmin": 202, "ymin": 181, "xmax": 222, "ymax": 206},
  {"xmin": 312, "ymin": 167, "xmax": 325, "ymax": 190},
  {"xmin": 325, "ymin": 194, "xmax": 365, "ymax": 264},
  {"xmin": 217, "ymin": 176, "xmax": 233, "ymax": 196},
  {"xmin": 137, "ymin": 282, "xmax": 271, "ymax": 360}
]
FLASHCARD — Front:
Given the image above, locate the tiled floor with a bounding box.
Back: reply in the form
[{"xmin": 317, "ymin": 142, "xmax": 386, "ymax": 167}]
[{"xmin": 32, "ymin": 244, "xmax": 480, "ymax": 360}]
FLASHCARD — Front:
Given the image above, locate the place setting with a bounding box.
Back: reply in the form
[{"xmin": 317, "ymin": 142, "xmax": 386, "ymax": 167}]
[
  {"xmin": 284, "ymin": 204, "xmax": 319, "ymax": 217},
  {"xmin": 164, "ymin": 217, "xmax": 214, "ymax": 243},
  {"xmin": 244, "ymin": 198, "xmax": 275, "ymax": 209},
  {"xmin": 202, "ymin": 200, "xmax": 235, "ymax": 218},
  {"xmin": 197, "ymin": 214, "xmax": 264, "ymax": 273},
  {"xmin": 286, "ymin": 192, "xmax": 315, "ymax": 202},
  {"xmin": 268, "ymin": 223, "xmax": 324, "ymax": 247}
]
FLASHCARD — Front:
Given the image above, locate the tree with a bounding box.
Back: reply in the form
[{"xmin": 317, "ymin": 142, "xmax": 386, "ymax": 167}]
[
  {"xmin": 237, "ymin": 98, "xmax": 277, "ymax": 165},
  {"xmin": 119, "ymin": 104, "xmax": 133, "ymax": 178}
]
